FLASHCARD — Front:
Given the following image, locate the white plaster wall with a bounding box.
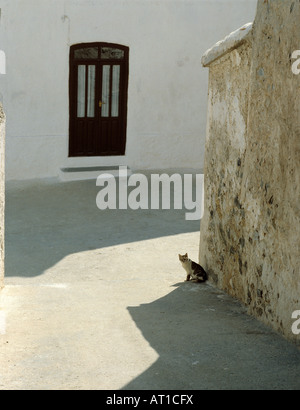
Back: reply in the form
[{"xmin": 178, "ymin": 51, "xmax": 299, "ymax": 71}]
[
  {"xmin": 0, "ymin": 105, "xmax": 4, "ymax": 289},
  {"xmin": 0, "ymin": 0, "xmax": 257, "ymax": 180}
]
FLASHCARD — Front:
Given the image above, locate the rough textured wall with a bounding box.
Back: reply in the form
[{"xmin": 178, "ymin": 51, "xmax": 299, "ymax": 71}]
[
  {"xmin": 0, "ymin": 104, "xmax": 4, "ymax": 289},
  {"xmin": 200, "ymin": 0, "xmax": 300, "ymax": 344},
  {"xmin": 200, "ymin": 39, "xmax": 252, "ymax": 296}
]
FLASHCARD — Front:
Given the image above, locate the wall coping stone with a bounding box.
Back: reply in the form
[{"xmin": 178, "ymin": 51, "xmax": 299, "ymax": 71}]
[{"xmin": 201, "ymin": 22, "xmax": 253, "ymax": 67}]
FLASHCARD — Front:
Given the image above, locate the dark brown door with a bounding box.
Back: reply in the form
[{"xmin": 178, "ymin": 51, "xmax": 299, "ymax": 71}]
[{"xmin": 69, "ymin": 43, "xmax": 129, "ymax": 157}]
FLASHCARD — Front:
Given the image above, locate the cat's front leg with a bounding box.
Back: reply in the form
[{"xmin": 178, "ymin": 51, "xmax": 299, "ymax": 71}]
[{"xmin": 186, "ymin": 274, "xmax": 191, "ymax": 281}]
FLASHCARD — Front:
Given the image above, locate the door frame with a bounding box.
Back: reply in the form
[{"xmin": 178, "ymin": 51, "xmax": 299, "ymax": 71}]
[{"xmin": 68, "ymin": 42, "xmax": 129, "ymax": 157}]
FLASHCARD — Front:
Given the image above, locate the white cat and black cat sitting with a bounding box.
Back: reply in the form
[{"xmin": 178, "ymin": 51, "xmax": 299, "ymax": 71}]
[{"xmin": 178, "ymin": 253, "xmax": 208, "ymax": 283}]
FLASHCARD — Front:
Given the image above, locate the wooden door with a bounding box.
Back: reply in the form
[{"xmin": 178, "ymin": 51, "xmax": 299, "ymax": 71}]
[{"xmin": 69, "ymin": 43, "xmax": 129, "ymax": 157}]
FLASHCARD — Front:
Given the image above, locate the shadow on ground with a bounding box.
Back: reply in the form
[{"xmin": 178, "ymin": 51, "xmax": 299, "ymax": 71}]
[
  {"xmin": 5, "ymin": 178, "xmax": 200, "ymax": 278},
  {"xmin": 124, "ymin": 281, "xmax": 300, "ymax": 390},
  {"xmin": 4, "ymin": 178, "xmax": 300, "ymax": 390}
]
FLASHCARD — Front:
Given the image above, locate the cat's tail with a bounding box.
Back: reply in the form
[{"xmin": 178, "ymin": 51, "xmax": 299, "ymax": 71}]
[{"xmin": 198, "ymin": 267, "xmax": 208, "ymax": 282}]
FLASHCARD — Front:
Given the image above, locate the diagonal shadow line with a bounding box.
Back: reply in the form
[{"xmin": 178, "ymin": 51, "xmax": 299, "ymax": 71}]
[
  {"xmin": 123, "ymin": 282, "xmax": 300, "ymax": 390},
  {"xmin": 5, "ymin": 178, "xmax": 200, "ymax": 278}
]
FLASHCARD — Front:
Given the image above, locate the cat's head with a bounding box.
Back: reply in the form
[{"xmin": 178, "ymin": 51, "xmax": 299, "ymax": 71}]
[{"xmin": 178, "ymin": 253, "xmax": 188, "ymax": 262}]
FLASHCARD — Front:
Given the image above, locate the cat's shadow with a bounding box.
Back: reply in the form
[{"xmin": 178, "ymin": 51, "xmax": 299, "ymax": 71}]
[{"xmin": 124, "ymin": 280, "xmax": 213, "ymax": 390}]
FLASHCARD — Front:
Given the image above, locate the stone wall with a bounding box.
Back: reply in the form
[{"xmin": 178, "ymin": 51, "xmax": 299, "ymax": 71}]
[
  {"xmin": 0, "ymin": 104, "xmax": 4, "ymax": 289},
  {"xmin": 200, "ymin": 26, "xmax": 252, "ymax": 301},
  {"xmin": 199, "ymin": 0, "xmax": 300, "ymax": 344}
]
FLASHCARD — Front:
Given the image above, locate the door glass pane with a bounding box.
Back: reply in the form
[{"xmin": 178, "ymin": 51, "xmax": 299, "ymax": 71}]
[
  {"xmin": 87, "ymin": 65, "xmax": 96, "ymax": 118},
  {"xmin": 101, "ymin": 65, "xmax": 110, "ymax": 117},
  {"xmin": 101, "ymin": 47, "xmax": 124, "ymax": 60},
  {"xmin": 77, "ymin": 65, "xmax": 86, "ymax": 118},
  {"xmin": 74, "ymin": 47, "xmax": 98, "ymax": 59},
  {"xmin": 111, "ymin": 65, "xmax": 120, "ymax": 117}
]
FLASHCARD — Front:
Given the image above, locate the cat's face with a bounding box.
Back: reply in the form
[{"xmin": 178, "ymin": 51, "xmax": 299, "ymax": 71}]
[{"xmin": 178, "ymin": 253, "xmax": 188, "ymax": 262}]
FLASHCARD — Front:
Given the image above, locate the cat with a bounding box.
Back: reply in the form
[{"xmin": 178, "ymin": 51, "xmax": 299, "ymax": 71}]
[{"xmin": 178, "ymin": 253, "xmax": 208, "ymax": 283}]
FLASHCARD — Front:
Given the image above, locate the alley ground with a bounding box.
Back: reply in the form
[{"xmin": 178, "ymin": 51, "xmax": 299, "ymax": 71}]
[{"xmin": 0, "ymin": 177, "xmax": 300, "ymax": 390}]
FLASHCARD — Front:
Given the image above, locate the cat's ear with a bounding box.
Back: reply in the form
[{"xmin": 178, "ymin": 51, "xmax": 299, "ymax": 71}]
[{"xmin": 184, "ymin": 253, "xmax": 188, "ymax": 257}]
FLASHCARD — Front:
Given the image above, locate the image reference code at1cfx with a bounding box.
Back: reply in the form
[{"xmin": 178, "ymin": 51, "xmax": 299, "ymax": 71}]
[{"xmin": 105, "ymin": 394, "xmax": 195, "ymax": 407}]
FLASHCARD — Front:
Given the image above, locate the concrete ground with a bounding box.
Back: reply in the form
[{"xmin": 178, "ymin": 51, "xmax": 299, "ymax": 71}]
[{"xmin": 0, "ymin": 177, "xmax": 300, "ymax": 390}]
